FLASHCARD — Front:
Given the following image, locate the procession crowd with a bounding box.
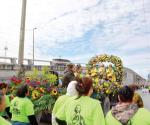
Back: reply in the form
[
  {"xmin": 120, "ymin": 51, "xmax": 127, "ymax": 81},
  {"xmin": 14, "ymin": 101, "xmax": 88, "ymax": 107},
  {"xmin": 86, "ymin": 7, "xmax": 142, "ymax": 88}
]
[{"xmin": 0, "ymin": 64, "xmax": 150, "ymax": 125}]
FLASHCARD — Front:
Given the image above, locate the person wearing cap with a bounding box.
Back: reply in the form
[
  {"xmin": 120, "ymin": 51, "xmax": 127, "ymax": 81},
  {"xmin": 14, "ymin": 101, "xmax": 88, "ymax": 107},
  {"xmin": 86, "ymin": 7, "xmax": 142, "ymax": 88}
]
[
  {"xmin": 52, "ymin": 81, "xmax": 78, "ymax": 125},
  {"xmin": 62, "ymin": 63, "xmax": 76, "ymax": 87}
]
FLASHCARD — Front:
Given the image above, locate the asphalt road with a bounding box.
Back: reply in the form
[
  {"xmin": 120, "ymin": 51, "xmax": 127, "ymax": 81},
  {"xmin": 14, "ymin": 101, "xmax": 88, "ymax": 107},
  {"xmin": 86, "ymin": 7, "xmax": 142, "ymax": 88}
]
[{"xmin": 137, "ymin": 90, "xmax": 150, "ymax": 111}]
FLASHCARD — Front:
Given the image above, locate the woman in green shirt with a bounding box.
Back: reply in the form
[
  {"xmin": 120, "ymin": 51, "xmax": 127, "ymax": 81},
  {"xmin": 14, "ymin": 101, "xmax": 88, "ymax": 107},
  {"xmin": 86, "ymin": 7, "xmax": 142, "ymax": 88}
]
[
  {"xmin": 10, "ymin": 85, "xmax": 38, "ymax": 125},
  {"xmin": 56, "ymin": 77, "xmax": 105, "ymax": 125},
  {"xmin": 0, "ymin": 92, "xmax": 11, "ymax": 125},
  {"xmin": 105, "ymin": 86, "xmax": 150, "ymax": 125}
]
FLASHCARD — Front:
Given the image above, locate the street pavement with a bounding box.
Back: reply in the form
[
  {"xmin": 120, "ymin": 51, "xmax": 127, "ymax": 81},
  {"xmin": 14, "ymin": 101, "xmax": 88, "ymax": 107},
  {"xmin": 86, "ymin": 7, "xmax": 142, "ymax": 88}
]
[{"xmin": 137, "ymin": 90, "xmax": 150, "ymax": 111}]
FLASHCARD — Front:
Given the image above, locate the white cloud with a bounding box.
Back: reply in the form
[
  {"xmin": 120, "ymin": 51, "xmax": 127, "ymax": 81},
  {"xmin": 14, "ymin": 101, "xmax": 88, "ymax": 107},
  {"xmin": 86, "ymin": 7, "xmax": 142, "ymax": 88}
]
[{"xmin": 0, "ymin": 0, "xmax": 150, "ymax": 78}]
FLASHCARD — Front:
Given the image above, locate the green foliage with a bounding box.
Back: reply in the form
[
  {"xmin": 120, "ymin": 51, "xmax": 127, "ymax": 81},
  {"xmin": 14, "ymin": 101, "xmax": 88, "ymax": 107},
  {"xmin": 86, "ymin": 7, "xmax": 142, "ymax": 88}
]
[{"xmin": 33, "ymin": 94, "xmax": 56, "ymax": 114}]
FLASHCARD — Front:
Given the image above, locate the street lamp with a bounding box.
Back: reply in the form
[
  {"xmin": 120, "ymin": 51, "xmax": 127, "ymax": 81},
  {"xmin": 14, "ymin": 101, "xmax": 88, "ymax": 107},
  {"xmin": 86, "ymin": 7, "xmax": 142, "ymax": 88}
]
[{"xmin": 33, "ymin": 27, "xmax": 37, "ymax": 66}]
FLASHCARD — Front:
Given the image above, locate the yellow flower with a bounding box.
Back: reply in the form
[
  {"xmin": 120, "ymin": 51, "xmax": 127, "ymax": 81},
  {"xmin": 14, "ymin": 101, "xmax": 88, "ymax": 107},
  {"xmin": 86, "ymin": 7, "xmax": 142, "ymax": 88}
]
[
  {"xmin": 51, "ymin": 89, "xmax": 58, "ymax": 96},
  {"xmin": 26, "ymin": 77, "xmax": 31, "ymax": 80},
  {"xmin": 106, "ymin": 89, "xmax": 111, "ymax": 94},
  {"xmin": 39, "ymin": 87, "xmax": 45, "ymax": 93},
  {"xmin": 94, "ymin": 78, "xmax": 99, "ymax": 84},
  {"xmin": 32, "ymin": 90, "xmax": 40, "ymax": 99}
]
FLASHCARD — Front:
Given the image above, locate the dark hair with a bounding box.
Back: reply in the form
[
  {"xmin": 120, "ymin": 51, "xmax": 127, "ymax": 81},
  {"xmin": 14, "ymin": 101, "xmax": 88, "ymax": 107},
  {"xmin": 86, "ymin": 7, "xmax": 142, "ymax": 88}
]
[
  {"xmin": 67, "ymin": 63, "xmax": 74, "ymax": 70},
  {"xmin": 118, "ymin": 86, "xmax": 134, "ymax": 102},
  {"xmin": 76, "ymin": 64, "xmax": 81, "ymax": 69},
  {"xmin": 76, "ymin": 77, "xmax": 93, "ymax": 96},
  {"xmin": 0, "ymin": 83, "xmax": 8, "ymax": 90},
  {"xmin": 17, "ymin": 85, "xmax": 28, "ymax": 98},
  {"xmin": 128, "ymin": 84, "xmax": 138, "ymax": 92}
]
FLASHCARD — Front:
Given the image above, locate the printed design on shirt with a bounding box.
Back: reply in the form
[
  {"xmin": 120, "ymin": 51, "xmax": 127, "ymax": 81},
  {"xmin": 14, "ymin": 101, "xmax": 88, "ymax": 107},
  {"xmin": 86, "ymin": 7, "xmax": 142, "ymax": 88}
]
[
  {"xmin": 12, "ymin": 101, "xmax": 20, "ymax": 115},
  {"xmin": 72, "ymin": 104, "xmax": 86, "ymax": 125}
]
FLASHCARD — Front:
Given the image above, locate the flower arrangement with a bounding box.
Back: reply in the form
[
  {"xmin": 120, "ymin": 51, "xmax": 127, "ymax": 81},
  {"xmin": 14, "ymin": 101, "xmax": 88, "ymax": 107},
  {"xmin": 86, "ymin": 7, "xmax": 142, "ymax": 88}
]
[
  {"xmin": 8, "ymin": 67, "xmax": 66, "ymax": 114},
  {"xmin": 87, "ymin": 54, "xmax": 123, "ymax": 96}
]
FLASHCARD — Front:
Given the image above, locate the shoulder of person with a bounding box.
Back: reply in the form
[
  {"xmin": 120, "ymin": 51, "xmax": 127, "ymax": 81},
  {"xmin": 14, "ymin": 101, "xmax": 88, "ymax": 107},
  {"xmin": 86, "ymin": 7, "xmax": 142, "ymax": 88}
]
[
  {"xmin": 106, "ymin": 110, "xmax": 112, "ymax": 117},
  {"xmin": 57, "ymin": 95, "xmax": 69, "ymax": 101},
  {"xmin": 137, "ymin": 108, "xmax": 150, "ymax": 114},
  {"xmin": 86, "ymin": 97, "xmax": 101, "ymax": 106}
]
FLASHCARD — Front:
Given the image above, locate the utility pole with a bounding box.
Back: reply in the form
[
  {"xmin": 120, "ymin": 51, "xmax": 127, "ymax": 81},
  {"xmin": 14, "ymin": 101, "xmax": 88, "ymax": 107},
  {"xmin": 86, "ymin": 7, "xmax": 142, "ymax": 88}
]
[
  {"xmin": 33, "ymin": 28, "xmax": 37, "ymax": 66},
  {"xmin": 18, "ymin": 0, "xmax": 27, "ymax": 69}
]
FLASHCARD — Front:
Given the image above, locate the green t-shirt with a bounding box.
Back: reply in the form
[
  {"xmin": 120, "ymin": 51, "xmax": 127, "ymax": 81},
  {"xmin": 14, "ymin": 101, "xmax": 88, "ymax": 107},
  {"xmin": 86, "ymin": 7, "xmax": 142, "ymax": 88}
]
[
  {"xmin": 0, "ymin": 95, "xmax": 11, "ymax": 116},
  {"xmin": 10, "ymin": 97, "xmax": 34, "ymax": 123},
  {"xmin": 52, "ymin": 95, "xmax": 70, "ymax": 115},
  {"xmin": 105, "ymin": 108, "xmax": 150, "ymax": 125},
  {"xmin": 56, "ymin": 96, "xmax": 105, "ymax": 125},
  {"xmin": 0, "ymin": 116, "xmax": 11, "ymax": 125}
]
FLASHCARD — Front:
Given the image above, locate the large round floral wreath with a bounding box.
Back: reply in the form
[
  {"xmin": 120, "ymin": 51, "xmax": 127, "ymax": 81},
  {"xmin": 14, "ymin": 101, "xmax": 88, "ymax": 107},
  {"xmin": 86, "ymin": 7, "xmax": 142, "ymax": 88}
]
[{"xmin": 87, "ymin": 54, "xmax": 123, "ymax": 83}]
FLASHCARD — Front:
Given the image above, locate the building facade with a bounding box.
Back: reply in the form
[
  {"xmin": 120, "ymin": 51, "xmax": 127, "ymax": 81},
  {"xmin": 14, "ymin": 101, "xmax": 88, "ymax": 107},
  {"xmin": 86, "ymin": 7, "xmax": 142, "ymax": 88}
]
[{"xmin": 122, "ymin": 67, "xmax": 146, "ymax": 85}]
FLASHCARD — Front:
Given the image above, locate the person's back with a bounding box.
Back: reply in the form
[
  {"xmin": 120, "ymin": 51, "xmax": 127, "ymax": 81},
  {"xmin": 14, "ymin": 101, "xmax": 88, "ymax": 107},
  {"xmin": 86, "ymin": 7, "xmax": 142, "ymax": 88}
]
[
  {"xmin": 106, "ymin": 107, "xmax": 150, "ymax": 125},
  {"xmin": 106, "ymin": 86, "xmax": 150, "ymax": 125},
  {"xmin": 10, "ymin": 85, "xmax": 38, "ymax": 125},
  {"xmin": 56, "ymin": 77, "xmax": 105, "ymax": 125},
  {"xmin": 52, "ymin": 81, "xmax": 78, "ymax": 125},
  {"xmin": 57, "ymin": 96, "xmax": 105, "ymax": 125},
  {"xmin": 52, "ymin": 95, "xmax": 70, "ymax": 116},
  {"xmin": 10, "ymin": 97, "xmax": 34, "ymax": 123}
]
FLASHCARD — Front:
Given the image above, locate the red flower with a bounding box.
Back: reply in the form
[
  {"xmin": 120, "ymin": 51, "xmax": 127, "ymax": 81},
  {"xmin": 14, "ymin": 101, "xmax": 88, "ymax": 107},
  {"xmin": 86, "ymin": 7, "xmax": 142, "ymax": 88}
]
[
  {"xmin": 26, "ymin": 80, "xmax": 30, "ymax": 84},
  {"xmin": 36, "ymin": 81, "xmax": 40, "ymax": 84},
  {"xmin": 43, "ymin": 80, "xmax": 47, "ymax": 83}
]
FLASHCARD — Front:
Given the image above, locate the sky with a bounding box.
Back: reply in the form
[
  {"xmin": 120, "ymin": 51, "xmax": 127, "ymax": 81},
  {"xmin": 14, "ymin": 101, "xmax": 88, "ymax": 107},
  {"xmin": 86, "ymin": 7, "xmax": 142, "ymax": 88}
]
[{"xmin": 0, "ymin": 0, "xmax": 150, "ymax": 78}]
